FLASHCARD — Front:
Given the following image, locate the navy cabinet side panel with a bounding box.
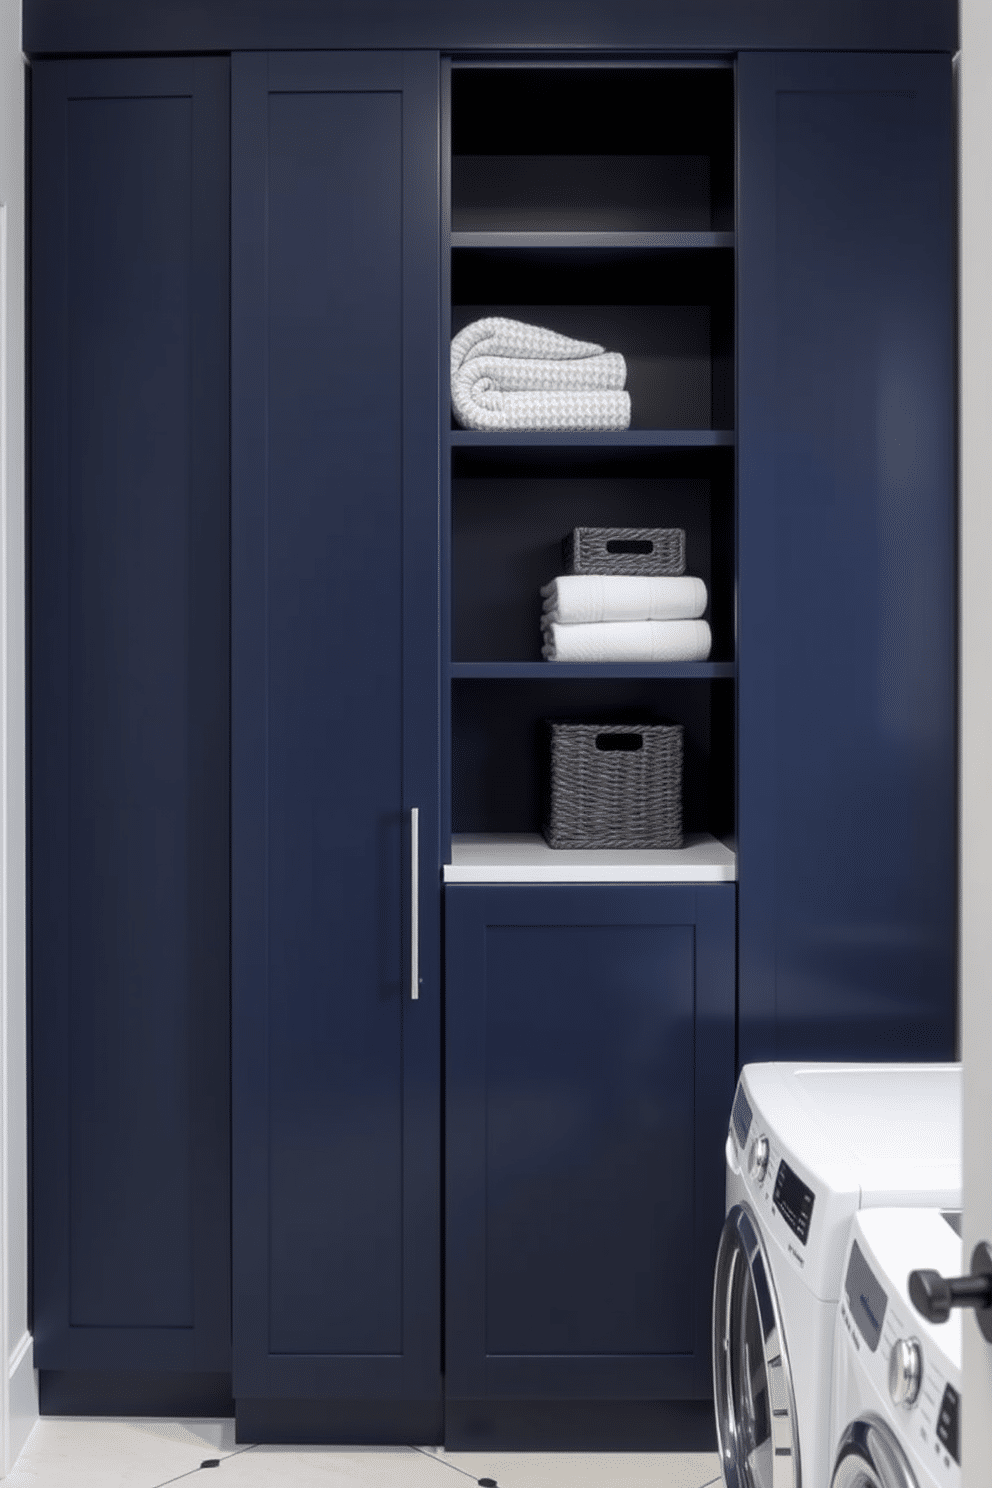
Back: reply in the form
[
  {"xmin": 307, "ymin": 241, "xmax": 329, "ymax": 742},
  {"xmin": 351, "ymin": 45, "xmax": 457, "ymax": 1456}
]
[
  {"xmin": 231, "ymin": 51, "xmax": 441, "ymax": 1406},
  {"xmin": 737, "ymin": 53, "xmax": 956, "ymax": 1065},
  {"xmin": 445, "ymin": 884, "xmax": 735, "ymax": 1403},
  {"xmin": 30, "ymin": 58, "xmax": 231, "ymax": 1370}
]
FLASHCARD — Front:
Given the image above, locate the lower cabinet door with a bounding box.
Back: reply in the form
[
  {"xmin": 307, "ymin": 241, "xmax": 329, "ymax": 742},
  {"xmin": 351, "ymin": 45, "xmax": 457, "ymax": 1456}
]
[{"xmin": 445, "ymin": 883, "xmax": 735, "ymax": 1417}]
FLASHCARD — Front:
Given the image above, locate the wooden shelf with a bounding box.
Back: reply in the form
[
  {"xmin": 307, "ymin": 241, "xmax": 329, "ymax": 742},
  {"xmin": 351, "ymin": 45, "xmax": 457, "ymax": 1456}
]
[
  {"xmin": 451, "ymin": 231, "xmax": 735, "ymax": 250},
  {"xmin": 449, "ymin": 430, "xmax": 735, "ymax": 449},
  {"xmin": 451, "ymin": 661, "xmax": 735, "ymax": 680},
  {"xmin": 443, "ymin": 832, "xmax": 737, "ymax": 884}
]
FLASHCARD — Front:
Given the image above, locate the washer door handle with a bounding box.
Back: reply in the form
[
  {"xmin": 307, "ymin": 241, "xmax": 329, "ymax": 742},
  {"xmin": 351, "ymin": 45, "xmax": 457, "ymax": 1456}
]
[{"xmin": 909, "ymin": 1240, "xmax": 992, "ymax": 1341}]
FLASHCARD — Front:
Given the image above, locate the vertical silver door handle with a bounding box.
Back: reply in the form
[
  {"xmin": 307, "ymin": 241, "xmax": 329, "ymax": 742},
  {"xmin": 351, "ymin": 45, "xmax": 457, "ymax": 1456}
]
[{"xmin": 410, "ymin": 807, "xmax": 419, "ymax": 1000}]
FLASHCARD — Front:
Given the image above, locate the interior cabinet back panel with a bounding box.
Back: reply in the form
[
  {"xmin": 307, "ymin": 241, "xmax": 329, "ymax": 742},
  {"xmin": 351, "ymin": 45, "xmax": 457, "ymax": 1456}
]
[
  {"xmin": 450, "ymin": 68, "xmax": 734, "ymax": 233},
  {"xmin": 231, "ymin": 51, "xmax": 441, "ymax": 1409},
  {"xmin": 30, "ymin": 58, "xmax": 231, "ymax": 1370},
  {"xmin": 450, "ymin": 469, "xmax": 731, "ymax": 663},
  {"xmin": 737, "ymin": 52, "xmax": 956, "ymax": 1062},
  {"xmin": 450, "ymin": 678, "xmax": 727, "ymax": 838},
  {"xmin": 450, "ymin": 249, "xmax": 734, "ymax": 433}
]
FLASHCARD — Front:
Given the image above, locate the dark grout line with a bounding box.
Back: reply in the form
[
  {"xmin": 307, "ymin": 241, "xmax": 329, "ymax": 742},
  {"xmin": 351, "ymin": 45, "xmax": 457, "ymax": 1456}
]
[
  {"xmin": 144, "ymin": 1437, "xmax": 720, "ymax": 1488},
  {"xmin": 408, "ymin": 1443, "xmax": 494, "ymax": 1484},
  {"xmin": 148, "ymin": 1469, "xmax": 218, "ymax": 1488},
  {"xmin": 148, "ymin": 1442, "xmax": 258, "ymax": 1488}
]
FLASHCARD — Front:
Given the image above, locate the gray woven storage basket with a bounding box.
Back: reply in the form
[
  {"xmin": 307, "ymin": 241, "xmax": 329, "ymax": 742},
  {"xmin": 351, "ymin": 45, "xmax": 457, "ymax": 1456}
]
[
  {"xmin": 543, "ymin": 721, "xmax": 684, "ymax": 849},
  {"xmin": 564, "ymin": 526, "xmax": 686, "ymax": 577}
]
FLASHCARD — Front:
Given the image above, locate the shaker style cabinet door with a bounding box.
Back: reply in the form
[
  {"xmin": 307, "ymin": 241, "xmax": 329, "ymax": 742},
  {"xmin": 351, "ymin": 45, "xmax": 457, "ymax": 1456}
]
[
  {"xmin": 737, "ymin": 53, "xmax": 956, "ymax": 1064},
  {"xmin": 444, "ymin": 884, "xmax": 735, "ymax": 1439},
  {"xmin": 230, "ymin": 52, "xmax": 441, "ymax": 1438},
  {"xmin": 30, "ymin": 59, "xmax": 232, "ymax": 1383}
]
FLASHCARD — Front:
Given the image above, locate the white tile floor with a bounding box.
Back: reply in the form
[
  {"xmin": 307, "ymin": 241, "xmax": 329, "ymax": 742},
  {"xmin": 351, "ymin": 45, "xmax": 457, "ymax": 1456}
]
[{"xmin": 3, "ymin": 1419, "xmax": 723, "ymax": 1488}]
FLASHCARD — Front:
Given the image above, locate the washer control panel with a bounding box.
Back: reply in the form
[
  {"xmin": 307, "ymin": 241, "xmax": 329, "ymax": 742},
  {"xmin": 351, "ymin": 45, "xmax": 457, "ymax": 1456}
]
[
  {"xmin": 773, "ymin": 1158, "xmax": 815, "ymax": 1245},
  {"xmin": 846, "ymin": 1238, "xmax": 888, "ymax": 1351},
  {"xmin": 736, "ymin": 1119, "xmax": 819, "ymax": 1268}
]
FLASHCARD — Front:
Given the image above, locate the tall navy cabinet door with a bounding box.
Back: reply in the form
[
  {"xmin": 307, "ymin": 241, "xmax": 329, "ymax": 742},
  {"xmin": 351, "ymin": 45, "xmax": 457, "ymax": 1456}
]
[
  {"xmin": 445, "ymin": 885, "xmax": 736, "ymax": 1436},
  {"xmin": 231, "ymin": 53, "xmax": 441, "ymax": 1433},
  {"xmin": 30, "ymin": 60, "xmax": 231, "ymax": 1380},
  {"xmin": 737, "ymin": 53, "xmax": 956, "ymax": 1064}
]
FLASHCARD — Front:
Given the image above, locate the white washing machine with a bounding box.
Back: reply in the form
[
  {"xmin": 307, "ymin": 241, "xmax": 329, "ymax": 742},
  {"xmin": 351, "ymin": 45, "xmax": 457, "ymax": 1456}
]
[
  {"xmin": 830, "ymin": 1206, "xmax": 961, "ymax": 1488},
  {"xmin": 711, "ymin": 1062, "xmax": 961, "ymax": 1488}
]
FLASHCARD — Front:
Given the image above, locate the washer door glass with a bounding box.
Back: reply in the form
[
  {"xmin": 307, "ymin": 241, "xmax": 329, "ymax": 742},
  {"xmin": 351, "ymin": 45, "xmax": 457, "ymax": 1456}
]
[
  {"xmin": 830, "ymin": 1416, "xmax": 919, "ymax": 1488},
  {"xmin": 712, "ymin": 1203, "xmax": 801, "ymax": 1488}
]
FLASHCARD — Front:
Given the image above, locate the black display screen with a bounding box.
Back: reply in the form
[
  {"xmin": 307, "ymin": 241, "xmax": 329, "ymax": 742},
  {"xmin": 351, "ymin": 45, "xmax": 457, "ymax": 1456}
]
[
  {"xmin": 773, "ymin": 1159, "xmax": 815, "ymax": 1245},
  {"xmin": 937, "ymin": 1383, "xmax": 960, "ymax": 1464}
]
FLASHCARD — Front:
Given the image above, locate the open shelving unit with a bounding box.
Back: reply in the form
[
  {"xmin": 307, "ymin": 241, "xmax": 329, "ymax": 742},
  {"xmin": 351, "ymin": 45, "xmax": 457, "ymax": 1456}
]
[{"xmin": 442, "ymin": 62, "xmax": 737, "ymax": 882}]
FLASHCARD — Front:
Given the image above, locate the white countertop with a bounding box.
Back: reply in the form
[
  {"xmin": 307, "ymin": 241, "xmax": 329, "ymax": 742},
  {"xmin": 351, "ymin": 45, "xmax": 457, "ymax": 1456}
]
[{"xmin": 443, "ymin": 833, "xmax": 737, "ymax": 884}]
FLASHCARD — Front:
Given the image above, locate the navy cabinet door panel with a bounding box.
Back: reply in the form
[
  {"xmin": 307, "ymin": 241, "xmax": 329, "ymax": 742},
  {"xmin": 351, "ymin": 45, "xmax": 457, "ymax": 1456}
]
[
  {"xmin": 30, "ymin": 59, "xmax": 231, "ymax": 1370},
  {"xmin": 737, "ymin": 53, "xmax": 956, "ymax": 1063},
  {"xmin": 446, "ymin": 885, "xmax": 735, "ymax": 1401},
  {"xmin": 231, "ymin": 51, "xmax": 441, "ymax": 1403}
]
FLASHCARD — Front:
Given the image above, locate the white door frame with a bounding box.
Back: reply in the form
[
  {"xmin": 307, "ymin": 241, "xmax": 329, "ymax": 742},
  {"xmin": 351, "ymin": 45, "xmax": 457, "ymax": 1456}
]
[
  {"xmin": 0, "ymin": 0, "xmax": 36, "ymax": 1473},
  {"xmin": 959, "ymin": 1, "xmax": 992, "ymax": 1479}
]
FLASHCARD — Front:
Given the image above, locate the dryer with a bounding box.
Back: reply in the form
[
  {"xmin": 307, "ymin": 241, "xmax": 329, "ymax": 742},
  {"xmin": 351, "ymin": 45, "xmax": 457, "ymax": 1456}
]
[
  {"xmin": 830, "ymin": 1206, "xmax": 961, "ymax": 1488},
  {"xmin": 711, "ymin": 1063, "xmax": 961, "ymax": 1488}
]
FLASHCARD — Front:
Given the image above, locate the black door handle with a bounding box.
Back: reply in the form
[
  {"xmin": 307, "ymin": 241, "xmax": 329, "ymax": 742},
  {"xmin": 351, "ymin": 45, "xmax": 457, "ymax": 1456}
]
[{"xmin": 909, "ymin": 1240, "xmax": 992, "ymax": 1342}]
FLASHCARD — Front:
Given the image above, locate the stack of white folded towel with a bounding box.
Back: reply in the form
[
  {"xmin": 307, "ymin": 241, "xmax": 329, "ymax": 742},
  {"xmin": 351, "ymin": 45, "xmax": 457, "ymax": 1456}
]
[
  {"xmin": 540, "ymin": 573, "xmax": 712, "ymax": 662},
  {"xmin": 451, "ymin": 317, "xmax": 631, "ymax": 432}
]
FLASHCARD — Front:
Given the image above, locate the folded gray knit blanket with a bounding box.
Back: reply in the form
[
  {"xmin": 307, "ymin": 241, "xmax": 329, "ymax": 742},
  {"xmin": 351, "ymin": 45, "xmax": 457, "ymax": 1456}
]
[{"xmin": 450, "ymin": 317, "xmax": 632, "ymax": 432}]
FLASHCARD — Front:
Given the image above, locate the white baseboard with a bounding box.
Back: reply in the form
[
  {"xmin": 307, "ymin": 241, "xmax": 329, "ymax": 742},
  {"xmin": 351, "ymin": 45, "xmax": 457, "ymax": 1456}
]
[{"xmin": 4, "ymin": 1333, "xmax": 36, "ymax": 1475}]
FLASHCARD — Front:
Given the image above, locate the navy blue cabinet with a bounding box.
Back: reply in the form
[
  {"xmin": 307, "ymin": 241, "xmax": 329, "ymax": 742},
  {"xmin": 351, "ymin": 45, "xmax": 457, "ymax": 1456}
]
[
  {"xmin": 229, "ymin": 52, "xmax": 442, "ymax": 1441},
  {"xmin": 27, "ymin": 31, "xmax": 957, "ymax": 1446},
  {"xmin": 30, "ymin": 59, "xmax": 232, "ymax": 1404},
  {"xmin": 444, "ymin": 884, "xmax": 735, "ymax": 1447},
  {"xmin": 737, "ymin": 53, "xmax": 957, "ymax": 1064}
]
